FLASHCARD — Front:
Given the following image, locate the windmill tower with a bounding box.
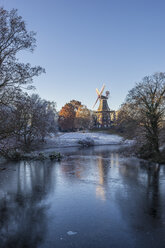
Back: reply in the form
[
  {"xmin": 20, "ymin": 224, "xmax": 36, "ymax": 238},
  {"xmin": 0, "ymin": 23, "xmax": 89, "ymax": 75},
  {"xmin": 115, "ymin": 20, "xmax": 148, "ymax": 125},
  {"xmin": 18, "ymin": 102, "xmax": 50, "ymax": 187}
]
[{"xmin": 93, "ymin": 84, "xmax": 111, "ymax": 128}]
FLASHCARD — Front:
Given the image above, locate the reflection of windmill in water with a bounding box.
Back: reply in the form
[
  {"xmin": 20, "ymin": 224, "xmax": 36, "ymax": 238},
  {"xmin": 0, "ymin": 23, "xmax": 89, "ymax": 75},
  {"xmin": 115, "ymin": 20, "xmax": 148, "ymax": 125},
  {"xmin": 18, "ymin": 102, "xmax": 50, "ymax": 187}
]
[{"xmin": 93, "ymin": 84, "xmax": 115, "ymax": 128}]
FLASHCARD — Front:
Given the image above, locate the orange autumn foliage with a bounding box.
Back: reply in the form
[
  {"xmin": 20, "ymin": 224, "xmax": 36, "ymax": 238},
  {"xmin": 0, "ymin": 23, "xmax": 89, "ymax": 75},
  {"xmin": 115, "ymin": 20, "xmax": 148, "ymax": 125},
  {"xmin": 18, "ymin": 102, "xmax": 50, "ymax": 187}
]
[{"xmin": 58, "ymin": 103, "xmax": 76, "ymax": 131}]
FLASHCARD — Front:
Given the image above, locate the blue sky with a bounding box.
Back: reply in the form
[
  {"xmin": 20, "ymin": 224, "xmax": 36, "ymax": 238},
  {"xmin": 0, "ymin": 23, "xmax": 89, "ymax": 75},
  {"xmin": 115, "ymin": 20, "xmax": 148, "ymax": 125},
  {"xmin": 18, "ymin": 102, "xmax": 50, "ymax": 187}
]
[{"xmin": 1, "ymin": 0, "xmax": 165, "ymax": 110}]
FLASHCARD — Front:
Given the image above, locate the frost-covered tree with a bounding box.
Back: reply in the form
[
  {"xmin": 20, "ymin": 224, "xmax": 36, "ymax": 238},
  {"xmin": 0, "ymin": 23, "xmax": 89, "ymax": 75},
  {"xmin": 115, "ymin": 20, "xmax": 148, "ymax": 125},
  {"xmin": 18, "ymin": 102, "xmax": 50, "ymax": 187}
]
[
  {"xmin": 0, "ymin": 7, "xmax": 44, "ymax": 92},
  {"xmin": 0, "ymin": 88, "xmax": 24, "ymax": 140},
  {"xmin": 0, "ymin": 92, "xmax": 57, "ymax": 154},
  {"xmin": 0, "ymin": 8, "xmax": 57, "ymax": 157},
  {"xmin": 13, "ymin": 94, "xmax": 57, "ymax": 147},
  {"xmin": 125, "ymin": 72, "xmax": 165, "ymax": 160}
]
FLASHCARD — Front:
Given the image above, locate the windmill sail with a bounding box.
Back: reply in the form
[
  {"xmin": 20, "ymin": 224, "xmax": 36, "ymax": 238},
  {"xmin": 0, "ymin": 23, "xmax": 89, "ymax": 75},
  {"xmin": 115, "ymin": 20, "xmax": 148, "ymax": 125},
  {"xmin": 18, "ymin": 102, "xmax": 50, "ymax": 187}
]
[
  {"xmin": 96, "ymin": 88, "xmax": 100, "ymax": 96},
  {"xmin": 99, "ymin": 84, "xmax": 105, "ymax": 96},
  {"xmin": 93, "ymin": 84, "xmax": 105, "ymax": 109},
  {"xmin": 93, "ymin": 96, "xmax": 99, "ymax": 109}
]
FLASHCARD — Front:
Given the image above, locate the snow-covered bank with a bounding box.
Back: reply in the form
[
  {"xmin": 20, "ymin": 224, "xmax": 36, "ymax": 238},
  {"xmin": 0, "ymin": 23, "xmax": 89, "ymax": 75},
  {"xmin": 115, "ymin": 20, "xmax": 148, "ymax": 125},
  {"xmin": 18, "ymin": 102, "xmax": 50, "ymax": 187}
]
[{"xmin": 43, "ymin": 132, "xmax": 133, "ymax": 149}]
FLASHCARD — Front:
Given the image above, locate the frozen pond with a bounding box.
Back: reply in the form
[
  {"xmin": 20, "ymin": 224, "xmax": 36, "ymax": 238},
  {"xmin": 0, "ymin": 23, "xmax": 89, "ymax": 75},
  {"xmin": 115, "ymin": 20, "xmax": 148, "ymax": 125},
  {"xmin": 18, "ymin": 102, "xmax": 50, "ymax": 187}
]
[{"xmin": 0, "ymin": 145, "xmax": 165, "ymax": 248}]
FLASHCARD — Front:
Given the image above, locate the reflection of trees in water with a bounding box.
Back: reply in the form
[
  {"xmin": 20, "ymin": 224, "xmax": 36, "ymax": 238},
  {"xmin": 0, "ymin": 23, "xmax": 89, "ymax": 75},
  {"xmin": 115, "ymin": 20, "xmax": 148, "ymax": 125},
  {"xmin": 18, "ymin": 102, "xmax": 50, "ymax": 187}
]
[
  {"xmin": 60, "ymin": 148, "xmax": 97, "ymax": 180},
  {"xmin": 96, "ymin": 151, "xmax": 119, "ymax": 201},
  {"xmin": 60, "ymin": 149, "xmax": 120, "ymax": 201},
  {"xmin": 60, "ymin": 158, "xmax": 85, "ymax": 179},
  {"xmin": 0, "ymin": 161, "xmax": 56, "ymax": 248},
  {"xmin": 146, "ymin": 164, "xmax": 161, "ymax": 218},
  {"xmin": 96, "ymin": 156, "xmax": 109, "ymax": 201},
  {"xmin": 116, "ymin": 161, "xmax": 165, "ymax": 233}
]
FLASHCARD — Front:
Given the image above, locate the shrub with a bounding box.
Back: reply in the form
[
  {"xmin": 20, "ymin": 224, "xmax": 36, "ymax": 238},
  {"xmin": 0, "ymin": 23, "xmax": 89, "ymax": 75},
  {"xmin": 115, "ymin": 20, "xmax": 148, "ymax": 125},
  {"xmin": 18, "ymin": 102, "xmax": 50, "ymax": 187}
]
[
  {"xmin": 78, "ymin": 137, "xmax": 94, "ymax": 147},
  {"xmin": 49, "ymin": 152, "xmax": 61, "ymax": 161}
]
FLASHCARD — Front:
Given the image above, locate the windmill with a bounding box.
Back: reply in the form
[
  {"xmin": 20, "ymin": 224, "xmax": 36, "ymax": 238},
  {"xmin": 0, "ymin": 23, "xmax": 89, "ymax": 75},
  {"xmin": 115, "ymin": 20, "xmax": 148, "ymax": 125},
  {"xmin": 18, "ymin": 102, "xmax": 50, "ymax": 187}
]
[{"xmin": 93, "ymin": 84, "xmax": 111, "ymax": 128}]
